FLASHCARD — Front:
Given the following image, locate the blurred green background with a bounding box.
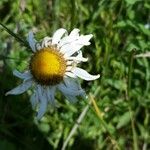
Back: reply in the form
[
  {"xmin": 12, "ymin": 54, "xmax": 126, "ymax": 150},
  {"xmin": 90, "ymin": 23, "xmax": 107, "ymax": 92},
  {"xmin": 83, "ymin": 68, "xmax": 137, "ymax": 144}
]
[{"xmin": 0, "ymin": 0, "xmax": 150, "ymax": 149}]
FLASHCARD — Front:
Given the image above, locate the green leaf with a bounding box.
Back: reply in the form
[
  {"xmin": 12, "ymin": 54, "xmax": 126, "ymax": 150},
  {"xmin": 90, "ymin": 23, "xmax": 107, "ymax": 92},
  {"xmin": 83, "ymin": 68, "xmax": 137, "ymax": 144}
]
[
  {"xmin": 117, "ymin": 112, "xmax": 131, "ymax": 129},
  {"xmin": 125, "ymin": 0, "xmax": 142, "ymax": 5}
]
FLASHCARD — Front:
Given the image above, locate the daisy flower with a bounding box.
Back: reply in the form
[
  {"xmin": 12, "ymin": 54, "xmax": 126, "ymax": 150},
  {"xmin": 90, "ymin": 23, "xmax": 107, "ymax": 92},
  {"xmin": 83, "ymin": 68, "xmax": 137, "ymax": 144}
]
[{"xmin": 6, "ymin": 28, "xmax": 100, "ymax": 119}]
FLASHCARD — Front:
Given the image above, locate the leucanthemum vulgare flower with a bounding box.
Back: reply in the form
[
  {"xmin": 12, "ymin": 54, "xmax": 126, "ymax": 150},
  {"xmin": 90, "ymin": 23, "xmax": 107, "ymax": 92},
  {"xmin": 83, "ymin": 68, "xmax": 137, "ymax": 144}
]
[{"xmin": 6, "ymin": 28, "xmax": 100, "ymax": 119}]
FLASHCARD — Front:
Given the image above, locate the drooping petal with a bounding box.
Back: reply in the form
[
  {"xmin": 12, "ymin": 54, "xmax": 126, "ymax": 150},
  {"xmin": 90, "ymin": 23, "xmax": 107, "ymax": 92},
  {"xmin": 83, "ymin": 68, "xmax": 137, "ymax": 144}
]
[
  {"xmin": 64, "ymin": 78, "xmax": 86, "ymax": 97},
  {"xmin": 5, "ymin": 80, "xmax": 32, "ymax": 95},
  {"xmin": 65, "ymin": 95, "xmax": 78, "ymax": 103},
  {"xmin": 30, "ymin": 91, "xmax": 38, "ymax": 109},
  {"xmin": 13, "ymin": 70, "xmax": 32, "ymax": 80},
  {"xmin": 27, "ymin": 31, "xmax": 37, "ymax": 52},
  {"xmin": 58, "ymin": 83, "xmax": 85, "ymax": 96},
  {"xmin": 64, "ymin": 77, "xmax": 81, "ymax": 90},
  {"xmin": 46, "ymin": 86, "xmax": 56, "ymax": 107},
  {"xmin": 30, "ymin": 87, "xmax": 39, "ymax": 109},
  {"xmin": 37, "ymin": 84, "xmax": 43, "ymax": 101},
  {"xmin": 52, "ymin": 28, "xmax": 67, "ymax": 45},
  {"xmin": 71, "ymin": 67, "xmax": 100, "ymax": 81},
  {"xmin": 37, "ymin": 91, "xmax": 48, "ymax": 120},
  {"xmin": 59, "ymin": 78, "xmax": 85, "ymax": 103}
]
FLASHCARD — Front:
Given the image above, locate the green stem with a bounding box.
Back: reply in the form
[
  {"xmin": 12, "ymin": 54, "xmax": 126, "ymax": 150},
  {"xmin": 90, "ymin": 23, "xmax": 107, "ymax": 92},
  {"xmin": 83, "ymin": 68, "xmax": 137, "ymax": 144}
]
[
  {"xmin": 127, "ymin": 49, "xmax": 138, "ymax": 150},
  {"xmin": 127, "ymin": 49, "xmax": 136, "ymax": 100},
  {"xmin": 0, "ymin": 22, "xmax": 29, "ymax": 48}
]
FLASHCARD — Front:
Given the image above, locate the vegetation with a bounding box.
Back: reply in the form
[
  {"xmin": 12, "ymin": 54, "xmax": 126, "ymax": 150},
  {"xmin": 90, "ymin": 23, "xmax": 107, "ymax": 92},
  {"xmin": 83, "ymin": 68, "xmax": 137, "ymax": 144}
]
[{"xmin": 0, "ymin": 0, "xmax": 150, "ymax": 149}]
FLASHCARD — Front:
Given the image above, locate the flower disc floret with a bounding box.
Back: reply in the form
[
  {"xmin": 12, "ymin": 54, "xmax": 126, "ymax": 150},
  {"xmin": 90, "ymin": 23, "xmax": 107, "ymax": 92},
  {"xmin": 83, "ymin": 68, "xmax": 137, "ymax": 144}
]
[{"xmin": 30, "ymin": 47, "xmax": 66, "ymax": 85}]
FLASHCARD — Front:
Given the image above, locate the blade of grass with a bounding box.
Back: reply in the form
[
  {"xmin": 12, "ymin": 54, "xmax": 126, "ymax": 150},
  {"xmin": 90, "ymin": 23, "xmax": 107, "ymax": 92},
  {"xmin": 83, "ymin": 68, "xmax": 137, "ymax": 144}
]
[
  {"xmin": 61, "ymin": 87, "xmax": 101, "ymax": 150},
  {"xmin": 127, "ymin": 49, "xmax": 138, "ymax": 150},
  {"xmin": 89, "ymin": 93, "xmax": 120, "ymax": 150},
  {"xmin": 127, "ymin": 48, "xmax": 136, "ymax": 99}
]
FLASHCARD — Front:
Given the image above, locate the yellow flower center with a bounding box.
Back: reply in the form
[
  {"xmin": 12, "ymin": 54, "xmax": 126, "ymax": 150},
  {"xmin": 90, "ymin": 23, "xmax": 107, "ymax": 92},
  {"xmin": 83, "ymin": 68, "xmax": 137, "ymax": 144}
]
[{"xmin": 30, "ymin": 47, "xmax": 66, "ymax": 85}]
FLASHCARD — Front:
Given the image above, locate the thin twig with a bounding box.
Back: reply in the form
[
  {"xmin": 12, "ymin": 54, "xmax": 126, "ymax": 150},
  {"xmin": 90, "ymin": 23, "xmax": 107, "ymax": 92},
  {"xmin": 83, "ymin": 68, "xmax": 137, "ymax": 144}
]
[
  {"xmin": 61, "ymin": 101, "xmax": 91, "ymax": 150},
  {"xmin": 61, "ymin": 87, "xmax": 100, "ymax": 150}
]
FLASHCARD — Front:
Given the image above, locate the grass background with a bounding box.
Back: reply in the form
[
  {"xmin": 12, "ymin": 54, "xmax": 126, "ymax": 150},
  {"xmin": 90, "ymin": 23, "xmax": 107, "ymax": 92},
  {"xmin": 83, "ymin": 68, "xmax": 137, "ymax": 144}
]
[{"xmin": 0, "ymin": 0, "xmax": 150, "ymax": 149}]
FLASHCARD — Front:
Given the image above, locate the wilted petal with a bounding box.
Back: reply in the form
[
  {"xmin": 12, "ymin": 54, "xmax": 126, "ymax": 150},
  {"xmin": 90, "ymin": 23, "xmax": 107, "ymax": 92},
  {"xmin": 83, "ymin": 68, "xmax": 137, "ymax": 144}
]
[
  {"xmin": 13, "ymin": 70, "xmax": 32, "ymax": 80},
  {"xmin": 52, "ymin": 28, "xmax": 67, "ymax": 45},
  {"xmin": 5, "ymin": 80, "xmax": 32, "ymax": 95},
  {"xmin": 64, "ymin": 78, "xmax": 85, "ymax": 97},
  {"xmin": 37, "ymin": 92, "xmax": 48, "ymax": 120},
  {"xmin": 65, "ymin": 95, "xmax": 78, "ymax": 103},
  {"xmin": 64, "ymin": 78, "xmax": 81, "ymax": 90},
  {"xmin": 27, "ymin": 31, "xmax": 37, "ymax": 52},
  {"xmin": 30, "ymin": 90, "xmax": 39, "ymax": 109},
  {"xmin": 71, "ymin": 67, "xmax": 100, "ymax": 81},
  {"xmin": 46, "ymin": 86, "xmax": 56, "ymax": 107},
  {"xmin": 58, "ymin": 83, "xmax": 84, "ymax": 96},
  {"xmin": 37, "ymin": 85, "xmax": 44, "ymax": 100}
]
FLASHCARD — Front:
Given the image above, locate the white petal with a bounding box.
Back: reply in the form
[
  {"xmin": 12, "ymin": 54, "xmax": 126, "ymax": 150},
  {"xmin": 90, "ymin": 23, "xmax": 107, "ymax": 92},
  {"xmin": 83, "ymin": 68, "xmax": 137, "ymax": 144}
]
[
  {"xmin": 46, "ymin": 86, "xmax": 56, "ymax": 107},
  {"xmin": 58, "ymin": 83, "xmax": 84, "ymax": 96},
  {"xmin": 13, "ymin": 70, "xmax": 32, "ymax": 80},
  {"xmin": 69, "ymin": 28, "xmax": 80, "ymax": 37},
  {"xmin": 37, "ymin": 91, "xmax": 48, "ymax": 120},
  {"xmin": 5, "ymin": 80, "xmax": 32, "ymax": 95},
  {"xmin": 65, "ymin": 72, "xmax": 77, "ymax": 78},
  {"xmin": 27, "ymin": 31, "xmax": 37, "ymax": 52},
  {"xmin": 67, "ymin": 61, "xmax": 73, "ymax": 65},
  {"xmin": 42, "ymin": 36, "xmax": 52, "ymax": 47},
  {"xmin": 58, "ymin": 29, "xmax": 80, "ymax": 48},
  {"xmin": 52, "ymin": 28, "xmax": 67, "ymax": 45},
  {"xmin": 67, "ymin": 51, "xmax": 88, "ymax": 62},
  {"xmin": 66, "ymin": 66, "xmax": 72, "ymax": 71},
  {"xmin": 58, "ymin": 36, "xmax": 77, "ymax": 48},
  {"xmin": 36, "ymin": 43, "xmax": 42, "ymax": 50},
  {"xmin": 60, "ymin": 33, "xmax": 92, "ymax": 57},
  {"xmin": 71, "ymin": 67, "xmax": 100, "ymax": 81},
  {"xmin": 61, "ymin": 42, "xmax": 82, "ymax": 56},
  {"xmin": 77, "ymin": 34, "xmax": 93, "ymax": 45}
]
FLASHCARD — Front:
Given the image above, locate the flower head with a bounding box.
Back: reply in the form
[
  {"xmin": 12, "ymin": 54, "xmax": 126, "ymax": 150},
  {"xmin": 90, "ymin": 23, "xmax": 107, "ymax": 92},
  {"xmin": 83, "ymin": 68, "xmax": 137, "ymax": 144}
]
[{"xmin": 6, "ymin": 28, "xmax": 100, "ymax": 119}]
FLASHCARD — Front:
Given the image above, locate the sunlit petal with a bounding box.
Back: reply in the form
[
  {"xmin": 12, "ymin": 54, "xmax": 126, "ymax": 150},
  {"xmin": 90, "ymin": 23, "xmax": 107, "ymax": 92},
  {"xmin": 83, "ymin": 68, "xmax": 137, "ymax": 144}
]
[
  {"xmin": 52, "ymin": 28, "xmax": 67, "ymax": 44},
  {"xmin": 71, "ymin": 67, "xmax": 100, "ymax": 81}
]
